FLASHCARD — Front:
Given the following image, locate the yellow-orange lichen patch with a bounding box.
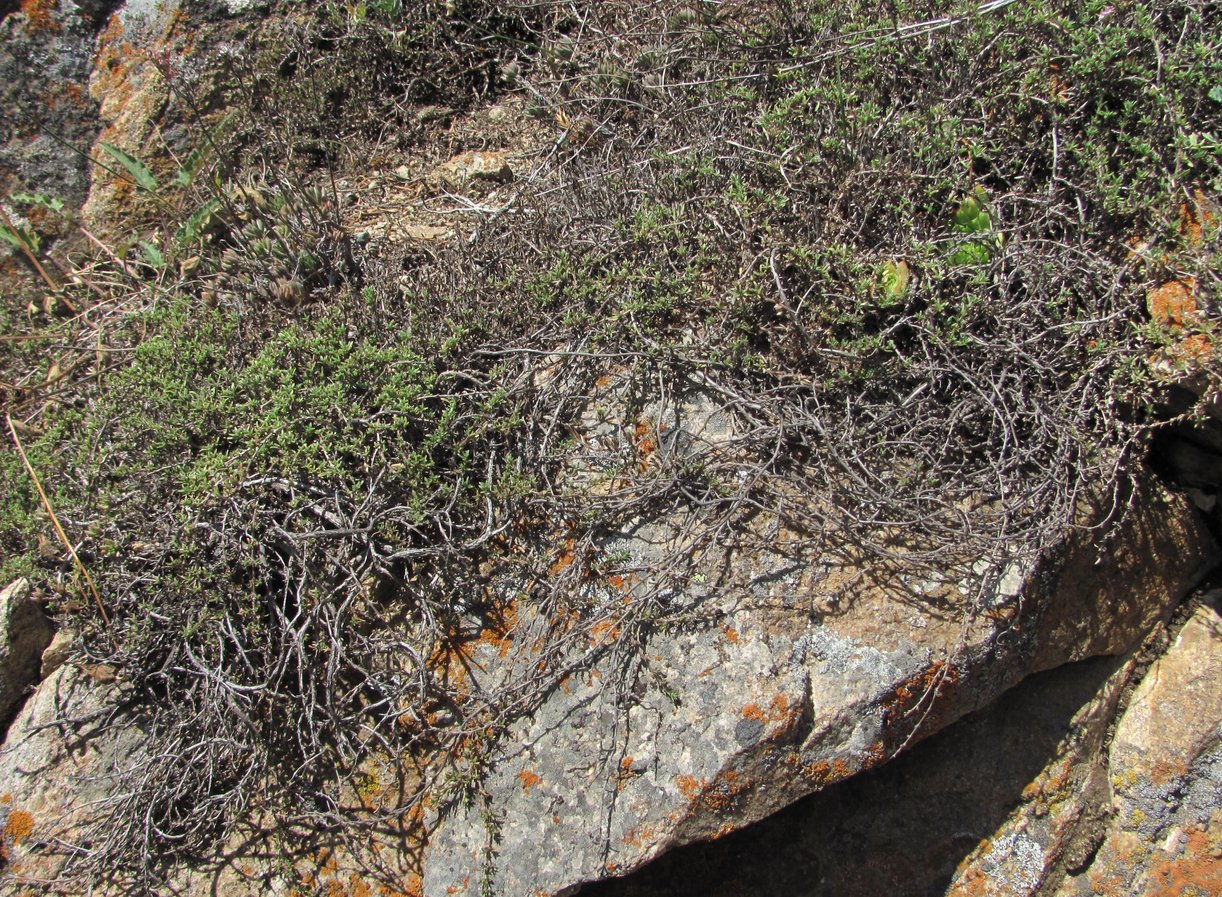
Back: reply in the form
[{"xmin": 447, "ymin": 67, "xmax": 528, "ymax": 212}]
[
  {"xmin": 589, "ymin": 617, "xmax": 621, "ymax": 646},
  {"xmin": 1149, "ymin": 758, "xmax": 1191, "ymax": 787},
  {"xmin": 632, "ymin": 420, "xmax": 660, "ymax": 470},
  {"xmin": 615, "ymin": 756, "xmax": 642, "ymax": 792},
  {"xmin": 1148, "ymin": 279, "xmax": 1202, "ymax": 329},
  {"xmin": 741, "ymin": 703, "xmax": 766, "ymax": 722},
  {"xmin": 802, "ymin": 757, "xmax": 855, "ymax": 786},
  {"xmin": 19, "ymin": 0, "xmax": 62, "ymax": 33},
  {"xmin": 880, "ymin": 660, "xmax": 960, "ymax": 749},
  {"xmin": 474, "ymin": 596, "xmax": 519, "ymax": 658},
  {"xmin": 1179, "ymin": 188, "xmax": 1217, "ymax": 247},
  {"xmin": 1143, "ymin": 827, "xmax": 1222, "ymax": 897},
  {"xmin": 3, "ymin": 809, "xmax": 34, "ymax": 845},
  {"xmin": 549, "ymin": 537, "xmax": 577, "ymax": 576},
  {"xmin": 768, "ymin": 693, "xmax": 790, "ymax": 719},
  {"xmin": 722, "ymin": 624, "xmax": 740, "ymax": 644},
  {"xmin": 517, "ymin": 769, "xmax": 542, "ymax": 793},
  {"xmin": 697, "ymin": 770, "xmax": 749, "ymax": 815},
  {"xmin": 606, "ymin": 572, "xmax": 637, "ymax": 592},
  {"xmin": 674, "ymin": 774, "xmax": 705, "ymax": 799},
  {"xmin": 622, "ymin": 822, "xmax": 662, "ymax": 849}
]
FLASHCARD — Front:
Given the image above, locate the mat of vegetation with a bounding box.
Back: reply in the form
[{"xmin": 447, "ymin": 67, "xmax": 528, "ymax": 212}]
[{"xmin": 1, "ymin": 0, "xmax": 1219, "ymax": 889}]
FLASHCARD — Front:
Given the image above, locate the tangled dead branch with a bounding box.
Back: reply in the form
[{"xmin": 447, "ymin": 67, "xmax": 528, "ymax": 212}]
[{"xmin": 1, "ymin": 0, "xmax": 1218, "ymax": 890}]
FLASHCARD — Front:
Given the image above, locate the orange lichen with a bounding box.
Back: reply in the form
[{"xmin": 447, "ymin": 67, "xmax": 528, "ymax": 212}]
[
  {"xmin": 741, "ymin": 703, "xmax": 766, "ymax": 722},
  {"xmin": 474, "ymin": 596, "xmax": 519, "ymax": 658},
  {"xmin": 768, "ymin": 693, "xmax": 790, "ymax": 718},
  {"xmin": 632, "ymin": 420, "xmax": 659, "ymax": 470},
  {"xmin": 860, "ymin": 744, "xmax": 885, "ymax": 774},
  {"xmin": 4, "ymin": 809, "xmax": 34, "ymax": 845},
  {"xmin": 549, "ymin": 538, "xmax": 577, "ymax": 575},
  {"xmin": 594, "ymin": 374, "xmax": 614, "ymax": 389},
  {"xmin": 615, "ymin": 756, "xmax": 641, "ymax": 792},
  {"xmin": 19, "ymin": 0, "xmax": 62, "ymax": 33},
  {"xmin": 349, "ymin": 874, "xmax": 373, "ymax": 897},
  {"xmin": 722, "ymin": 625, "xmax": 740, "ymax": 644},
  {"xmin": 696, "ymin": 770, "xmax": 748, "ymax": 815},
  {"xmin": 1148, "ymin": 279, "xmax": 1201, "ymax": 329},
  {"xmin": 517, "ymin": 769, "xmax": 542, "ymax": 793},
  {"xmin": 622, "ymin": 822, "xmax": 661, "ymax": 849},
  {"xmin": 802, "ymin": 757, "xmax": 855, "ymax": 785},
  {"xmin": 589, "ymin": 617, "xmax": 621, "ymax": 645},
  {"xmin": 1179, "ymin": 189, "xmax": 1216, "ymax": 247},
  {"xmin": 1174, "ymin": 333, "xmax": 1213, "ymax": 360},
  {"xmin": 1143, "ymin": 827, "xmax": 1222, "ymax": 897},
  {"xmin": 880, "ymin": 660, "xmax": 960, "ymax": 749},
  {"xmin": 675, "ymin": 774, "xmax": 705, "ymax": 799}
]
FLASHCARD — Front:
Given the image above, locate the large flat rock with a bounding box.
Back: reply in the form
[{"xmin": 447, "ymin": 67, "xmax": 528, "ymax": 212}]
[{"xmin": 422, "ymin": 479, "xmax": 1214, "ymax": 897}]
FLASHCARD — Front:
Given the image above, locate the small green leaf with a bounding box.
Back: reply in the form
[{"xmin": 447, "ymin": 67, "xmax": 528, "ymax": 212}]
[
  {"xmin": 174, "ymin": 111, "xmax": 236, "ymax": 186},
  {"xmin": 952, "ymin": 188, "xmax": 992, "ymax": 235},
  {"xmin": 0, "ymin": 223, "xmax": 39, "ymax": 253},
  {"xmin": 880, "ymin": 259, "xmax": 910, "ymax": 300},
  {"xmin": 139, "ymin": 240, "xmax": 167, "ymax": 268},
  {"xmin": 949, "ymin": 241, "xmax": 991, "ymax": 266},
  {"xmin": 176, "ymin": 197, "xmax": 222, "ymax": 244},
  {"xmin": 99, "ymin": 142, "xmax": 159, "ymax": 193},
  {"xmin": 1210, "ymin": 85, "xmax": 1222, "ymax": 103},
  {"xmin": 0, "ymin": 225, "xmax": 25, "ymax": 250},
  {"xmin": 10, "ymin": 191, "xmax": 66, "ymax": 214}
]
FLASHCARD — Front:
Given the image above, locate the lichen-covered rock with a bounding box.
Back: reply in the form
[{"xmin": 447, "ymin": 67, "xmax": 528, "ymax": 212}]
[
  {"xmin": 80, "ymin": 0, "xmax": 185, "ymax": 230},
  {"xmin": 421, "ymin": 480, "xmax": 1214, "ymax": 897},
  {"xmin": 426, "ymin": 150, "xmax": 514, "ymax": 190},
  {"xmin": 557, "ymin": 592, "xmax": 1222, "ymax": 897},
  {"xmin": 570, "ymin": 653, "xmax": 1134, "ymax": 897},
  {"xmin": 0, "ymin": 0, "xmax": 110, "ymax": 207},
  {"xmin": 0, "ymin": 579, "xmax": 52, "ymax": 728},
  {"xmin": 0, "ymin": 662, "xmax": 138, "ymax": 888},
  {"xmin": 1053, "ymin": 595, "xmax": 1222, "ymax": 897}
]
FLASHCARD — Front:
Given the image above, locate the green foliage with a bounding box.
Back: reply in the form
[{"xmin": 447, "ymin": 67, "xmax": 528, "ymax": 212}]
[
  {"xmin": 99, "ymin": 141, "xmax": 160, "ymax": 193},
  {"xmin": 4, "ymin": 0, "xmax": 1220, "ymax": 887}
]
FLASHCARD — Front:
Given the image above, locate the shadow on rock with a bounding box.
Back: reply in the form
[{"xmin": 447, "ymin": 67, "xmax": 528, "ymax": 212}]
[{"xmin": 574, "ymin": 654, "xmax": 1125, "ymax": 897}]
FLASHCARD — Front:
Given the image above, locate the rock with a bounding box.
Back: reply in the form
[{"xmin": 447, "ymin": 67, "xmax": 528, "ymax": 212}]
[
  {"xmin": 39, "ymin": 628, "xmax": 76, "ymax": 679},
  {"xmin": 400, "ymin": 223, "xmax": 452, "ymax": 242},
  {"xmin": 0, "ymin": 663, "xmax": 139, "ymax": 887},
  {"xmin": 420, "ymin": 477, "xmax": 1215, "ymax": 897},
  {"xmin": 426, "ymin": 150, "xmax": 514, "ymax": 190},
  {"xmin": 1053, "ymin": 594, "xmax": 1222, "ymax": 897},
  {"xmin": 0, "ymin": 0, "xmax": 107, "ymax": 207},
  {"xmin": 79, "ymin": 0, "xmax": 183, "ymax": 230},
  {"xmin": 0, "ymin": 579, "xmax": 53, "ymax": 728},
  {"xmin": 572, "ymin": 653, "xmax": 1133, "ymax": 897},
  {"xmin": 566, "ymin": 592, "xmax": 1222, "ymax": 897}
]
